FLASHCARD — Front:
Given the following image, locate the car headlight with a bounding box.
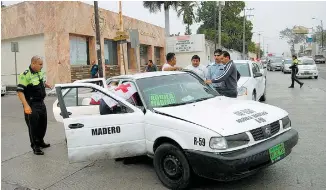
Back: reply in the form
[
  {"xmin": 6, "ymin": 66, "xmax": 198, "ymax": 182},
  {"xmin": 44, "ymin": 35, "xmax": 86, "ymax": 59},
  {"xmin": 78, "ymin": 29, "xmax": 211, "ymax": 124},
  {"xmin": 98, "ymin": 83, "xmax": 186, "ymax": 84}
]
[
  {"xmin": 225, "ymin": 132, "xmax": 250, "ymax": 148},
  {"xmin": 237, "ymin": 86, "xmax": 247, "ymax": 96},
  {"xmin": 210, "ymin": 137, "xmax": 227, "ymax": 150},
  {"xmin": 282, "ymin": 116, "xmax": 291, "ymax": 129}
]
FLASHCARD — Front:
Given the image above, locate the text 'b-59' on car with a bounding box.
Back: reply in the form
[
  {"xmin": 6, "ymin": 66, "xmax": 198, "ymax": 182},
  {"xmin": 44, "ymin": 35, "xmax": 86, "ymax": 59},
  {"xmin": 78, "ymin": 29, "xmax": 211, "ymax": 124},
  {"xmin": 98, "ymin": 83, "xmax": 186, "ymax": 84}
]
[
  {"xmin": 53, "ymin": 71, "xmax": 298, "ymax": 190},
  {"xmin": 234, "ymin": 60, "xmax": 266, "ymax": 101}
]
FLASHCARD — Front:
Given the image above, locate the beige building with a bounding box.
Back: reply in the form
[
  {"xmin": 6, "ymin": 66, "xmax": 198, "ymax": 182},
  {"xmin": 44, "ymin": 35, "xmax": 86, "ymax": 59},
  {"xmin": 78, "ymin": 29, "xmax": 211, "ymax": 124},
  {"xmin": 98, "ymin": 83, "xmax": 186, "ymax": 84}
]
[{"xmin": 1, "ymin": 1, "xmax": 166, "ymax": 86}]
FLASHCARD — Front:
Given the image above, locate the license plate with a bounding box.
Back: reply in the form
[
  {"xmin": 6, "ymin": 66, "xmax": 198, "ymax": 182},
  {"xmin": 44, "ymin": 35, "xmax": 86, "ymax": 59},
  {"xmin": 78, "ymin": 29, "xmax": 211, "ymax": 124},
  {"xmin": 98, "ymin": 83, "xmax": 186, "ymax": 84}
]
[
  {"xmin": 304, "ymin": 71, "xmax": 310, "ymax": 73},
  {"xmin": 269, "ymin": 143, "xmax": 285, "ymax": 163}
]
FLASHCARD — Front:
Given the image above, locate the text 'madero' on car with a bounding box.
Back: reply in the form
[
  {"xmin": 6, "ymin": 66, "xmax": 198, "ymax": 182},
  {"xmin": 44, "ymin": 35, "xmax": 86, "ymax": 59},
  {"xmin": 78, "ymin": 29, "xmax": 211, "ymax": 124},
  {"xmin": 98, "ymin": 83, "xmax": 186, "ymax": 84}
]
[
  {"xmin": 53, "ymin": 71, "xmax": 299, "ymax": 190},
  {"xmin": 234, "ymin": 60, "xmax": 266, "ymax": 101}
]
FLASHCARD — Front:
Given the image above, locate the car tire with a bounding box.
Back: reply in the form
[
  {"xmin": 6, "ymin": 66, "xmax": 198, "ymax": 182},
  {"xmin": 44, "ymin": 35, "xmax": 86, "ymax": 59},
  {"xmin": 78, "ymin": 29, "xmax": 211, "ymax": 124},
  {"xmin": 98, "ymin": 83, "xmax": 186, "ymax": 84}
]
[
  {"xmin": 252, "ymin": 91, "xmax": 257, "ymax": 101},
  {"xmin": 153, "ymin": 143, "xmax": 192, "ymax": 190},
  {"xmin": 315, "ymin": 76, "xmax": 318, "ymax": 79},
  {"xmin": 259, "ymin": 86, "xmax": 266, "ymax": 102}
]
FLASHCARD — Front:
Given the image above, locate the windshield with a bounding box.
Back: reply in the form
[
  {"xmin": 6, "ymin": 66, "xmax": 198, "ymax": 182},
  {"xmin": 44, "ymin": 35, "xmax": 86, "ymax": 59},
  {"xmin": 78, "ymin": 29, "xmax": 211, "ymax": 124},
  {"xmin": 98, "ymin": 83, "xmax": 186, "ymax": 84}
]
[
  {"xmin": 136, "ymin": 73, "xmax": 219, "ymax": 108},
  {"xmin": 299, "ymin": 60, "xmax": 315, "ymax": 65},
  {"xmin": 234, "ymin": 63, "xmax": 251, "ymax": 77},
  {"xmin": 315, "ymin": 55, "xmax": 324, "ymax": 58},
  {"xmin": 270, "ymin": 57, "xmax": 283, "ymax": 63},
  {"xmin": 284, "ymin": 60, "xmax": 293, "ymax": 64}
]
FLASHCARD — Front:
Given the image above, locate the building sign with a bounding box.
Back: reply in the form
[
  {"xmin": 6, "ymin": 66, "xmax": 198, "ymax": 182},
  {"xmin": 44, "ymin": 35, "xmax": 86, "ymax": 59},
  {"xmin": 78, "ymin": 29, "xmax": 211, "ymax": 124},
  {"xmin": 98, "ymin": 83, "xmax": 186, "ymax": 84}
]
[
  {"xmin": 292, "ymin": 26, "xmax": 309, "ymax": 34},
  {"xmin": 109, "ymin": 19, "xmax": 156, "ymax": 39},
  {"xmin": 174, "ymin": 39, "xmax": 194, "ymax": 52}
]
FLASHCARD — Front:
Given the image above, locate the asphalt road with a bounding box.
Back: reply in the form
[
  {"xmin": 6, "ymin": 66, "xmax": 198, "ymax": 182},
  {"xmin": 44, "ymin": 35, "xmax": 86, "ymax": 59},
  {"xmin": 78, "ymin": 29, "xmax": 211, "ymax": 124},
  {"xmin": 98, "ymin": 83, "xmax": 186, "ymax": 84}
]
[{"xmin": 2, "ymin": 65, "xmax": 326, "ymax": 190}]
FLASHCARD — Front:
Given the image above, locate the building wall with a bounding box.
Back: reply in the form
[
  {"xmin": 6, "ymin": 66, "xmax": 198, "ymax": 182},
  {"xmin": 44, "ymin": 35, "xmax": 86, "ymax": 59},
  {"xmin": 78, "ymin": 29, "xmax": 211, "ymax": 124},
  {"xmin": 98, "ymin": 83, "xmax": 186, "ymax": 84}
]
[
  {"xmin": 1, "ymin": 34, "xmax": 46, "ymax": 86},
  {"xmin": 1, "ymin": 1, "xmax": 166, "ymax": 85}
]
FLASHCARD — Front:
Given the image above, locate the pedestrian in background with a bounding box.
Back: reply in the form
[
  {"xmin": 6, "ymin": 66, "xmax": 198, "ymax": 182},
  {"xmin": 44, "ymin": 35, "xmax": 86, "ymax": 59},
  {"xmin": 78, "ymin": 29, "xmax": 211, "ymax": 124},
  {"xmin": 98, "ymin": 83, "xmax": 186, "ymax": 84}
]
[
  {"xmin": 162, "ymin": 52, "xmax": 182, "ymax": 71},
  {"xmin": 185, "ymin": 55, "xmax": 207, "ymax": 80},
  {"xmin": 145, "ymin": 60, "xmax": 157, "ymax": 72},
  {"xmin": 90, "ymin": 60, "xmax": 99, "ymax": 78},
  {"xmin": 205, "ymin": 51, "xmax": 239, "ymax": 98},
  {"xmin": 289, "ymin": 55, "xmax": 304, "ymax": 88},
  {"xmin": 16, "ymin": 56, "xmax": 52, "ymax": 155},
  {"xmin": 206, "ymin": 49, "xmax": 225, "ymax": 88}
]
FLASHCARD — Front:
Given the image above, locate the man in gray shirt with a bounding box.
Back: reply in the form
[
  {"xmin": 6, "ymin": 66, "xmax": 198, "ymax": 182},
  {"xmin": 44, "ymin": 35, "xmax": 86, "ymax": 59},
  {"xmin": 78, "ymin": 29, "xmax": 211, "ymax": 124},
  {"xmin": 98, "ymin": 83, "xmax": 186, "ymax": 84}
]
[{"xmin": 205, "ymin": 51, "xmax": 239, "ymax": 98}]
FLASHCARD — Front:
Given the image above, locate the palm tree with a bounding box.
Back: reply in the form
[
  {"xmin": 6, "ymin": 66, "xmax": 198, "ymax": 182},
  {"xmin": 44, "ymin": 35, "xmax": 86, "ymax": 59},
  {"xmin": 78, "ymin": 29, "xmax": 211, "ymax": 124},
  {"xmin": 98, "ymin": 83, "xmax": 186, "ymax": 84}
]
[
  {"xmin": 177, "ymin": 1, "xmax": 198, "ymax": 35},
  {"xmin": 143, "ymin": 1, "xmax": 179, "ymax": 37}
]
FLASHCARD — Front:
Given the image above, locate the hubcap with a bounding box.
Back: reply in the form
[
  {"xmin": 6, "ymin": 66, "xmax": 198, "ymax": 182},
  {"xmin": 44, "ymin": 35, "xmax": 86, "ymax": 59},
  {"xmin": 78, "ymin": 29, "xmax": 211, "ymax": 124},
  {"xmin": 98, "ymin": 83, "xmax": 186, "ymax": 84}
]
[{"xmin": 162, "ymin": 154, "xmax": 183, "ymax": 179}]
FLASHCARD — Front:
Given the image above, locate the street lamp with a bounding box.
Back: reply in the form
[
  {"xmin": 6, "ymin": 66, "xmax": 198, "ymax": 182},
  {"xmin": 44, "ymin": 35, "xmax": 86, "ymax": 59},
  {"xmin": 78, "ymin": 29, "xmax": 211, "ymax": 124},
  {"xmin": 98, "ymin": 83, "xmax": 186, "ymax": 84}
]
[{"xmin": 312, "ymin": 17, "xmax": 324, "ymax": 49}]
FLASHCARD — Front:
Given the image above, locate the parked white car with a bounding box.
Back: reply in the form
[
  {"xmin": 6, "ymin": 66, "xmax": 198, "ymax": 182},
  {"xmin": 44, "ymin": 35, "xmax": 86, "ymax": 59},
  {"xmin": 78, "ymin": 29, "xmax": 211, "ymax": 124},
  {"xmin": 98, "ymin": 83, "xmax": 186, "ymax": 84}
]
[
  {"xmin": 53, "ymin": 71, "xmax": 298, "ymax": 189},
  {"xmin": 234, "ymin": 60, "xmax": 266, "ymax": 101},
  {"xmin": 297, "ymin": 57, "xmax": 319, "ymax": 79},
  {"xmin": 1, "ymin": 82, "xmax": 6, "ymax": 96}
]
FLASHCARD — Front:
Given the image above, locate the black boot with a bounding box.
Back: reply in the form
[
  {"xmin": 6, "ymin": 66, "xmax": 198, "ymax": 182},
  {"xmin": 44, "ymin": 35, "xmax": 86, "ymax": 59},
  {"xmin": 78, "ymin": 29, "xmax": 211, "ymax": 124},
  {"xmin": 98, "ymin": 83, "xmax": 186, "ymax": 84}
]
[
  {"xmin": 40, "ymin": 142, "xmax": 51, "ymax": 148},
  {"xmin": 33, "ymin": 147, "xmax": 44, "ymax": 155}
]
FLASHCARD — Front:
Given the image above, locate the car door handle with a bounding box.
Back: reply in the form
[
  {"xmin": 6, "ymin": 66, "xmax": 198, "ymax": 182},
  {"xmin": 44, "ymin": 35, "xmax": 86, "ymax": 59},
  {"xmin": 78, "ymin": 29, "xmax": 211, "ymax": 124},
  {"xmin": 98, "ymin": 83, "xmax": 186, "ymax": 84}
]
[
  {"xmin": 68, "ymin": 123, "xmax": 84, "ymax": 129},
  {"xmin": 60, "ymin": 112, "xmax": 72, "ymax": 116}
]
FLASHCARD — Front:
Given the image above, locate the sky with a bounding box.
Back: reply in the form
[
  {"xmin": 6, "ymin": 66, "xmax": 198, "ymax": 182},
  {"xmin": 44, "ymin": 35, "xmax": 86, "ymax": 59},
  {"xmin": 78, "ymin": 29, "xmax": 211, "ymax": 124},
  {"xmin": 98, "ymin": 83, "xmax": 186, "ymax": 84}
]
[{"xmin": 2, "ymin": 0, "xmax": 326, "ymax": 56}]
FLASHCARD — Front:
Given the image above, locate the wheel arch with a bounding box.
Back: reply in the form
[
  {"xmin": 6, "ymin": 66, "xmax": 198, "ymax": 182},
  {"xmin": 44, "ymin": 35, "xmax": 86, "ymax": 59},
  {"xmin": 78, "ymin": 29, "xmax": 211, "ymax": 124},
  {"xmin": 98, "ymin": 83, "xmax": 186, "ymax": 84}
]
[{"xmin": 153, "ymin": 137, "xmax": 183, "ymax": 153}]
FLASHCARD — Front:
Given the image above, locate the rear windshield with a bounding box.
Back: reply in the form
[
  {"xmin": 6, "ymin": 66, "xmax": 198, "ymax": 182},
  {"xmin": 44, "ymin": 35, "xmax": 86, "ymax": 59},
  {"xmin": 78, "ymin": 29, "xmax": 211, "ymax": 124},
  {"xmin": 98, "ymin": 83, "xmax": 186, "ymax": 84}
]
[
  {"xmin": 299, "ymin": 59, "xmax": 315, "ymax": 65},
  {"xmin": 284, "ymin": 60, "xmax": 293, "ymax": 64},
  {"xmin": 315, "ymin": 55, "xmax": 324, "ymax": 58}
]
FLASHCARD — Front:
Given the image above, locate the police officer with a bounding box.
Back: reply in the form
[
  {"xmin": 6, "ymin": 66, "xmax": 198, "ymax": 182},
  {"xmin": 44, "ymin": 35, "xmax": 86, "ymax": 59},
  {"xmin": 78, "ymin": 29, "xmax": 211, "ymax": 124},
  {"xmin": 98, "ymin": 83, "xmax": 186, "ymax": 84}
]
[
  {"xmin": 17, "ymin": 56, "xmax": 52, "ymax": 155},
  {"xmin": 289, "ymin": 55, "xmax": 304, "ymax": 88}
]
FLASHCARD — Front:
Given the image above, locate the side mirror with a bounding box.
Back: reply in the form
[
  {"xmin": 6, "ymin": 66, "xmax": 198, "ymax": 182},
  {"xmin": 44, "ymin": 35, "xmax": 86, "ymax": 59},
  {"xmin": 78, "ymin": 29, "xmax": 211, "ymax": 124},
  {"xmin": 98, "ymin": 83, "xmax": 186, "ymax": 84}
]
[
  {"xmin": 263, "ymin": 66, "xmax": 267, "ymax": 69},
  {"xmin": 254, "ymin": 72, "xmax": 263, "ymax": 78}
]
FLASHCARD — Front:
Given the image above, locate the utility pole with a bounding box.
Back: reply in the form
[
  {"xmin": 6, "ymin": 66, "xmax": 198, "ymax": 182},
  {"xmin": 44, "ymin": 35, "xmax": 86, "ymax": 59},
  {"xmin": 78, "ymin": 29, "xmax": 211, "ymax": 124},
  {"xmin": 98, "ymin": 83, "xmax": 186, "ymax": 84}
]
[
  {"xmin": 218, "ymin": 1, "xmax": 225, "ymax": 49},
  {"xmin": 214, "ymin": 3, "xmax": 217, "ymax": 50},
  {"xmin": 94, "ymin": 1, "xmax": 103, "ymax": 77},
  {"xmin": 242, "ymin": 8, "xmax": 254, "ymax": 59},
  {"xmin": 113, "ymin": 1, "xmax": 129, "ymax": 75},
  {"xmin": 258, "ymin": 32, "xmax": 261, "ymax": 58},
  {"xmin": 321, "ymin": 20, "xmax": 324, "ymax": 49}
]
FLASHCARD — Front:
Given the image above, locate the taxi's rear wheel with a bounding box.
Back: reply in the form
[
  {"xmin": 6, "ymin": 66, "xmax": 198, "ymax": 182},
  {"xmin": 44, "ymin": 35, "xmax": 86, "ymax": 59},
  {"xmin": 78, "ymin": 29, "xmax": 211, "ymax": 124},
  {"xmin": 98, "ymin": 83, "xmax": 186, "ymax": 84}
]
[{"xmin": 154, "ymin": 143, "xmax": 192, "ymax": 189}]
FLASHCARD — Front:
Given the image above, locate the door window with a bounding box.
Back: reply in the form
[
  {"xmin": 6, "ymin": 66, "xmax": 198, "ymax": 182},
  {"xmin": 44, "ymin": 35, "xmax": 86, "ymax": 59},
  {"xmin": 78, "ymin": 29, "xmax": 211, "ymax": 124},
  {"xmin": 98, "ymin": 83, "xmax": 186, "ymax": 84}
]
[
  {"xmin": 60, "ymin": 86, "xmax": 133, "ymax": 116},
  {"xmin": 252, "ymin": 63, "xmax": 259, "ymax": 74}
]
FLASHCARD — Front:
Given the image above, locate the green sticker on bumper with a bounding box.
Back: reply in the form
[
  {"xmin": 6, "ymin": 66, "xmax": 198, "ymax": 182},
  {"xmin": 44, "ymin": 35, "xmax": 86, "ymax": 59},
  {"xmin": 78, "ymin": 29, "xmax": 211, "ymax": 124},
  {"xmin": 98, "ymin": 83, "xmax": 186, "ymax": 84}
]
[
  {"xmin": 269, "ymin": 143, "xmax": 285, "ymax": 163},
  {"xmin": 149, "ymin": 93, "xmax": 176, "ymax": 107}
]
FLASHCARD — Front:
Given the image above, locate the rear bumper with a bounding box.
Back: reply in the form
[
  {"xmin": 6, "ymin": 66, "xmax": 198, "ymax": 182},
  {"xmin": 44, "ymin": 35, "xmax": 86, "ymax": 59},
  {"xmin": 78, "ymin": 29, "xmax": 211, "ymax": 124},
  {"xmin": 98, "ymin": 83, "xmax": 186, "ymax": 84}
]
[
  {"xmin": 296, "ymin": 71, "xmax": 318, "ymax": 77},
  {"xmin": 185, "ymin": 129, "xmax": 298, "ymax": 181}
]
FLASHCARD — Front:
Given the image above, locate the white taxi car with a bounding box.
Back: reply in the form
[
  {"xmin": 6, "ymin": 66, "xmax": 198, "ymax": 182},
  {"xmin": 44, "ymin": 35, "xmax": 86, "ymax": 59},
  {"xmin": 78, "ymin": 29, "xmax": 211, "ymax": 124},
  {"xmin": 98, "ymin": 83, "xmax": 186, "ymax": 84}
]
[
  {"xmin": 234, "ymin": 60, "xmax": 266, "ymax": 101},
  {"xmin": 53, "ymin": 71, "xmax": 298, "ymax": 189},
  {"xmin": 297, "ymin": 57, "xmax": 319, "ymax": 79}
]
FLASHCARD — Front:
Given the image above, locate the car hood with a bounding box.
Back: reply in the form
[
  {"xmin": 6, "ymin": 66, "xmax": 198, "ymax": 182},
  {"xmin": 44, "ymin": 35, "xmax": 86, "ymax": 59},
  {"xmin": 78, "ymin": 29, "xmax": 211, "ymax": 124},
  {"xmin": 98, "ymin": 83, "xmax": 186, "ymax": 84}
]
[
  {"xmin": 237, "ymin": 77, "xmax": 250, "ymax": 87},
  {"xmin": 153, "ymin": 97, "xmax": 288, "ymax": 136}
]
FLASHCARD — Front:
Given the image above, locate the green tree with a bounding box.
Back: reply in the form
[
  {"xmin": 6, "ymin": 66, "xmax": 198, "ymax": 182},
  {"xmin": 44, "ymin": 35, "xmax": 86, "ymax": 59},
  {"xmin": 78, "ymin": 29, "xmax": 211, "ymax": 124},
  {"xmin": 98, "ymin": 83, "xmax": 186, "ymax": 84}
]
[
  {"xmin": 143, "ymin": 1, "xmax": 179, "ymax": 37},
  {"xmin": 312, "ymin": 25, "xmax": 326, "ymax": 48},
  {"xmin": 1, "ymin": 1, "xmax": 6, "ymax": 8},
  {"xmin": 177, "ymin": 1, "xmax": 198, "ymax": 35},
  {"xmin": 196, "ymin": 1, "xmax": 254, "ymax": 53},
  {"xmin": 279, "ymin": 27, "xmax": 306, "ymax": 54}
]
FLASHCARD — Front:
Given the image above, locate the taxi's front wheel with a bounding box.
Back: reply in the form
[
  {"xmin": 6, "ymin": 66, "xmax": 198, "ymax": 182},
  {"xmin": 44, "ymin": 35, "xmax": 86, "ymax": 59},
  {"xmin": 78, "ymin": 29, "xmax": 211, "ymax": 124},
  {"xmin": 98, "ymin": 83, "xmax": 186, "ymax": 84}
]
[{"xmin": 154, "ymin": 143, "xmax": 192, "ymax": 190}]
